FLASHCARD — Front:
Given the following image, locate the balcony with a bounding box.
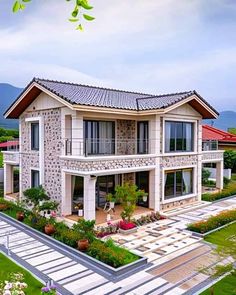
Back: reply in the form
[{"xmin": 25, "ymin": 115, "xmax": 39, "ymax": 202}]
[
  {"xmin": 202, "ymin": 140, "xmax": 218, "ymax": 151},
  {"xmin": 3, "ymin": 151, "xmax": 20, "ymax": 164},
  {"xmin": 64, "ymin": 139, "xmax": 150, "ymax": 157}
]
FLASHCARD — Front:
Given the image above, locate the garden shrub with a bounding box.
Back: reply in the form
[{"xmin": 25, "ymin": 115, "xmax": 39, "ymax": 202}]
[
  {"xmin": 202, "ymin": 182, "xmax": 236, "ymax": 202},
  {"xmin": 187, "ymin": 209, "xmax": 236, "ymax": 233},
  {"xmin": 87, "ymin": 239, "xmax": 138, "ymax": 268}
]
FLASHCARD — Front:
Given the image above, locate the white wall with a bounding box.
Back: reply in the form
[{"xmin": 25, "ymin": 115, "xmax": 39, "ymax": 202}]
[{"xmin": 206, "ymin": 167, "xmax": 231, "ymax": 180}]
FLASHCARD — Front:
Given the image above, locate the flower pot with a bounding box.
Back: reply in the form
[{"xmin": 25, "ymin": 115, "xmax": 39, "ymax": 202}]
[
  {"xmin": 16, "ymin": 212, "xmax": 24, "ymax": 222},
  {"xmin": 44, "ymin": 224, "xmax": 56, "ymax": 235},
  {"xmin": 110, "ymin": 202, "xmax": 115, "ymax": 209},
  {"xmin": 77, "ymin": 239, "xmax": 89, "ymax": 251},
  {"xmin": 78, "ymin": 209, "xmax": 83, "ymax": 217},
  {"xmin": 142, "ymin": 196, "xmax": 148, "ymax": 202}
]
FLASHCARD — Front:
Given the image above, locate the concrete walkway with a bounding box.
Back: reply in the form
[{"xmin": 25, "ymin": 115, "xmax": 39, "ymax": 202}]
[{"xmin": 0, "ymin": 196, "xmax": 235, "ymax": 295}]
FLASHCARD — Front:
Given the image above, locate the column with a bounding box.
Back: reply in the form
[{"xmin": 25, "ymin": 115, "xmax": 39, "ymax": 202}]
[
  {"xmin": 150, "ymin": 115, "xmax": 161, "ymax": 154},
  {"xmin": 83, "ymin": 176, "xmax": 96, "ymax": 220},
  {"xmin": 61, "ymin": 172, "xmax": 72, "ymax": 216},
  {"xmin": 149, "ymin": 166, "xmax": 160, "ymax": 212},
  {"xmin": 72, "ymin": 112, "xmax": 83, "ymax": 156},
  {"xmin": 216, "ymin": 161, "xmax": 224, "ymax": 190},
  {"xmin": 4, "ymin": 164, "xmax": 13, "ymax": 196}
]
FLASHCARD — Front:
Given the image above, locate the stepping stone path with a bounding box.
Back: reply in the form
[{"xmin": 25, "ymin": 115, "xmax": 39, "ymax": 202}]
[{"xmin": 0, "ymin": 196, "xmax": 235, "ymax": 294}]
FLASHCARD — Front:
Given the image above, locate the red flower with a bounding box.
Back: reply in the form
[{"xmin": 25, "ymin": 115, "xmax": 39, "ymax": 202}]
[{"xmin": 119, "ymin": 221, "xmax": 136, "ymax": 230}]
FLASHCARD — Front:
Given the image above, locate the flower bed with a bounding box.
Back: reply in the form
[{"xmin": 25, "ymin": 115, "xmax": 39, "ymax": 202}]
[
  {"xmin": 187, "ymin": 209, "xmax": 236, "ymax": 234},
  {"xmin": 202, "ymin": 182, "xmax": 236, "ymax": 202},
  {"xmin": 96, "ymin": 212, "xmax": 165, "ymax": 238},
  {"xmin": 0, "ymin": 198, "xmax": 140, "ymax": 269}
]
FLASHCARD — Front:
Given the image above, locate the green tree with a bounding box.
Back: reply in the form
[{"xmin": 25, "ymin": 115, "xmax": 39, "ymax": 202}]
[
  {"xmin": 202, "ymin": 168, "xmax": 211, "ymax": 185},
  {"xmin": 12, "ymin": 0, "xmax": 95, "ymax": 30},
  {"xmin": 224, "ymin": 150, "xmax": 236, "ymax": 170},
  {"xmin": 114, "ymin": 182, "xmax": 147, "ymax": 222},
  {"xmin": 228, "ymin": 128, "xmax": 236, "ymax": 135}
]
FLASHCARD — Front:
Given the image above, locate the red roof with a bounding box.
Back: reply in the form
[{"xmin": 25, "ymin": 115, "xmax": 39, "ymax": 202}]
[
  {"xmin": 0, "ymin": 141, "xmax": 19, "ymax": 148},
  {"xmin": 203, "ymin": 125, "xmax": 236, "ymax": 142}
]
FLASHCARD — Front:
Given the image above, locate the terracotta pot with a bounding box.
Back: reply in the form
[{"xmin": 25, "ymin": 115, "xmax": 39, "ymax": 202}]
[
  {"xmin": 77, "ymin": 239, "xmax": 89, "ymax": 251},
  {"xmin": 0, "ymin": 204, "xmax": 8, "ymax": 211},
  {"xmin": 16, "ymin": 212, "xmax": 24, "ymax": 222},
  {"xmin": 44, "ymin": 224, "xmax": 56, "ymax": 235}
]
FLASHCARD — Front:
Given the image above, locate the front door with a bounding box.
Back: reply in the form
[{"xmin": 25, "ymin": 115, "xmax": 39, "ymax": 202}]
[{"xmin": 136, "ymin": 171, "xmax": 149, "ymax": 207}]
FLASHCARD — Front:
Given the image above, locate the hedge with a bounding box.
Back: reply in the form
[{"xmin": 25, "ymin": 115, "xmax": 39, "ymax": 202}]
[
  {"xmin": 202, "ymin": 182, "xmax": 236, "ymax": 202},
  {"xmin": 187, "ymin": 209, "xmax": 236, "ymax": 234}
]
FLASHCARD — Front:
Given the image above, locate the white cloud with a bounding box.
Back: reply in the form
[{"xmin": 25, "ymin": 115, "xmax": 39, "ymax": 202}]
[{"xmin": 0, "ymin": 0, "xmax": 235, "ymax": 111}]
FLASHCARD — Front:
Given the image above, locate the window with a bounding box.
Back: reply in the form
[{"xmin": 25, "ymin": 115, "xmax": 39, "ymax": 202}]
[
  {"xmin": 165, "ymin": 121, "xmax": 193, "ymax": 152},
  {"xmin": 164, "ymin": 168, "xmax": 193, "ymax": 200},
  {"xmin": 137, "ymin": 121, "xmax": 149, "ymax": 154},
  {"xmin": 31, "ymin": 170, "xmax": 40, "ymax": 188},
  {"xmin": 84, "ymin": 120, "xmax": 115, "ymax": 155},
  {"xmin": 31, "ymin": 122, "xmax": 39, "ymax": 150}
]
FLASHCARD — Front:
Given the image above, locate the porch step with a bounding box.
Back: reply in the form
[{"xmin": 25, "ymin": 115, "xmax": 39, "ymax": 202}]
[{"xmin": 161, "ymin": 201, "xmax": 211, "ymax": 218}]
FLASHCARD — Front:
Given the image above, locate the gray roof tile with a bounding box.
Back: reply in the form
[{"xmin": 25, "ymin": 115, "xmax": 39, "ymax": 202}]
[{"xmin": 33, "ymin": 78, "xmax": 215, "ymax": 113}]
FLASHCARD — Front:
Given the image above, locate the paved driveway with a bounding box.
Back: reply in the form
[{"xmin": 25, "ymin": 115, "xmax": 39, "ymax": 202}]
[{"xmin": 0, "ymin": 196, "xmax": 235, "ymax": 295}]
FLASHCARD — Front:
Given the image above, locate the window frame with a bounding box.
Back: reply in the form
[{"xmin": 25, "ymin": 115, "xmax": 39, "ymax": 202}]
[
  {"xmin": 31, "ymin": 169, "xmax": 40, "ymax": 188},
  {"xmin": 137, "ymin": 121, "xmax": 149, "ymax": 154},
  {"xmin": 164, "ymin": 168, "xmax": 193, "ymax": 200},
  {"xmin": 31, "ymin": 122, "xmax": 40, "ymax": 151},
  {"xmin": 165, "ymin": 120, "xmax": 194, "ymax": 153}
]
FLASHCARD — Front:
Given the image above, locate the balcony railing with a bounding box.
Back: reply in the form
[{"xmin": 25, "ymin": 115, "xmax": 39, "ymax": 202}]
[
  {"xmin": 64, "ymin": 138, "xmax": 149, "ymax": 157},
  {"xmin": 202, "ymin": 140, "xmax": 218, "ymax": 151}
]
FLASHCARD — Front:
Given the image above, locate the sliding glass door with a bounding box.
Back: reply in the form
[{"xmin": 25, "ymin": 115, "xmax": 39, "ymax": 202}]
[{"xmin": 84, "ymin": 120, "xmax": 115, "ymax": 155}]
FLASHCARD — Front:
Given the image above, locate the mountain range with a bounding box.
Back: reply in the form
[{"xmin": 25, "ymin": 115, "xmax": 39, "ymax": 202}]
[
  {"xmin": 0, "ymin": 83, "xmax": 235, "ymax": 131},
  {"xmin": 0, "ymin": 83, "xmax": 22, "ymax": 129}
]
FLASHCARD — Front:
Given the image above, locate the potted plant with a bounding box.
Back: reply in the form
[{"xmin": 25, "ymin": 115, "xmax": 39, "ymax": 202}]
[
  {"xmin": 142, "ymin": 192, "xmax": 148, "ymax": 203},
  {"xmin": 106, "ymin": 193, "xmax": 116, "ymax": 209},
  {"xmin": 23, "ymin": 186, "xmax": 58, "ymax": 226},
  {"xmin": 114, "ymin": 182, "xmax": 147, "ymax": 234},
  {"xmin": 16, "ymin": 211, "xmax": 25, "ymax": 221},
  {"xmin": 44, "ymin": 211, "xmax": 57, "ymax": 235},
  {"xmin": 73, "ymin": 218, "xmax": 96, "ymax": 251}
]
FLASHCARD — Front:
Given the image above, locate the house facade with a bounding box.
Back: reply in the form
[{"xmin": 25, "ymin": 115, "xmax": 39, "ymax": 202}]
[{"xmin": 3, "ymin": 78, "xmax": 224, "ymax": 221}]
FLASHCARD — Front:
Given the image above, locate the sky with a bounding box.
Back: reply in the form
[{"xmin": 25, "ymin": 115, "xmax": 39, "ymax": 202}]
[{"xmin": 0, "ymin": 0, "xmax": 236, "ymax": 111}]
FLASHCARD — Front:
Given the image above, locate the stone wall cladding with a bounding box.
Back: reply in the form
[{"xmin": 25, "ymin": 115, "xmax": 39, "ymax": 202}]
[
  {"xmin": 116, "ymin": 120, "xmax": 136, "ymax": 155},
  {"xmin": 160, "ymin": 155, "xmax": 198, "ymax": 168},
  {"xmin": 43, "ymin": 109, "xmax": 62, "ymax": 202},
  {"xmin": 123, "ymin": 172, "xmax": 135, "ymax": 184},
  {"xmin": 61, "ymin": 157, "xmax": 156, "ymax": 172},
  {"xmin": 161, "ymin": 196, "xmax": 198, "ymax": 211},
  {"xmin": 20, "ymin": 109, "xmax": 62, "ymax": 205},
  {"xmin": 202, "ymin": 151, "xmax": 224, "ymax": 161}
]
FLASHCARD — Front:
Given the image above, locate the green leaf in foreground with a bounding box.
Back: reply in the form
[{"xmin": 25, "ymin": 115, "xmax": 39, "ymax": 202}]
[
  {"xmin": 12, "ymin": 1, "xmax": 21, "ymax": 13},
  {"xmin": 83, "ymin": 14, "xmax": 95, "ymax": 21}
]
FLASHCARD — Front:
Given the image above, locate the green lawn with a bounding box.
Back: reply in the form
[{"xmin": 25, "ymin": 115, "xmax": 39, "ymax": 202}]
[
  {"xmin": 201, "ymin": 271, "xmax": 236, "ymax": 295},
  {"xmin": 204, "ymin": 222, "xmax": 236, "ymax": 256},
  {"xmin": 0, "ymin": 252, "xmax": 43, "ymax": 294},
  {"xmin": 201, "ymin": 223, "xmax": 236, "ymax": 295}
]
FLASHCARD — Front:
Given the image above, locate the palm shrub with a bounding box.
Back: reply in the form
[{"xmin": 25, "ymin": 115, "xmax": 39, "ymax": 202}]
[{"xmin": 72, "ymin": 218, "xmax": 96, "ymax": 242}]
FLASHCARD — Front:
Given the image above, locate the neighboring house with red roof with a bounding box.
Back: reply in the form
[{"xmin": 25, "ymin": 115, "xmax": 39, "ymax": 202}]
[
  {"xmin": 202, "ymin": 125, "xmax": 236, "ymax": 151},
  {"xmin": 0, "ymin": 140, "xmax": 19, "ymax": 151}
]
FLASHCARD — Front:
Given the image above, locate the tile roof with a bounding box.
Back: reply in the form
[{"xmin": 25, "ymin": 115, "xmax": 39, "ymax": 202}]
[
  {"xmin": 34, "ymin": 78, "xmax": 194, "ymax": 111},
  {"xmin": 203, "ymin": 125, "xmax": 236, "ymax": 142}
]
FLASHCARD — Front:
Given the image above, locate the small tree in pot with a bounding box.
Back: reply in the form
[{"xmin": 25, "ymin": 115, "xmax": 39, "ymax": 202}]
[
  {"xmin": 73, "ymin": 218, "xmax": 96, "ymax": 251},
  {"xmin": 114, "ymin": 182, "xmax": 147, "ymax": 222},
  {"xmin": 23, "ymin": 185, "xmax": 58, "ymax": 233}
]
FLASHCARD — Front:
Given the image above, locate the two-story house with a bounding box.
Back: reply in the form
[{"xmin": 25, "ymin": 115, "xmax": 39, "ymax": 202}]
[{"xmin": 3, "ymin": 78, "xmax": 224, "ymax": 222}]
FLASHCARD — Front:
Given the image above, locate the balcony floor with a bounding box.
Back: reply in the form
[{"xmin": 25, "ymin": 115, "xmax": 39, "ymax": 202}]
[{"xmin": 66, "ymin": 204, "xmax": 153, "ymax": 225}]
